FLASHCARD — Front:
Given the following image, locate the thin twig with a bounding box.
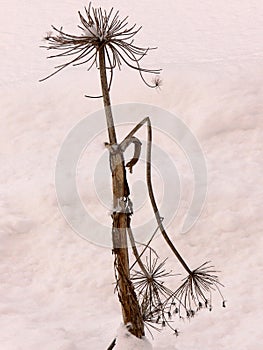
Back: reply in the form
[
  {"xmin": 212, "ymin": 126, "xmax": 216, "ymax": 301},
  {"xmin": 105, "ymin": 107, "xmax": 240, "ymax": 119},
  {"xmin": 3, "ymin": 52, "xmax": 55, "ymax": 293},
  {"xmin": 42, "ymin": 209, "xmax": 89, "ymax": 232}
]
[
  {"xmin": 129, "ymin": 221, "xmax": 162, "ymax": 271},
  {"xmin": 107, "ymin": 338, "xmax": 116, "ymax": 350}
]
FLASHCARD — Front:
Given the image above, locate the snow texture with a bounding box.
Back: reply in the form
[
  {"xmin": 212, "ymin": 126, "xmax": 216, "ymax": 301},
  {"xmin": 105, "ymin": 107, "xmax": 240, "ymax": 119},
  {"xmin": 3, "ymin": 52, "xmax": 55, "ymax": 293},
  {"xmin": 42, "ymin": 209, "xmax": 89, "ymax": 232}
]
[
  {"xmin": 114, "ymin": 325, "xmax": 153, "ymax": 350},
  {"xmin": 1, "ymin": 1, "xmax": 263, "ymax": 349}
]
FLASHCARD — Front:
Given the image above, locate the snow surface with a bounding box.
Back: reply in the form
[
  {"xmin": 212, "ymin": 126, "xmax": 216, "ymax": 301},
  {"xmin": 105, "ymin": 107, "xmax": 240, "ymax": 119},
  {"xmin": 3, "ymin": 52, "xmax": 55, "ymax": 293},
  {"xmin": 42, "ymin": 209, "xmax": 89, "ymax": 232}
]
[
  {"xmin": 114, "ymin": 325, "xmax": 152, "ymax": 350},
  {"xmin": 1, "ymin": 1, "xmax": 263, "ymax": 349}
]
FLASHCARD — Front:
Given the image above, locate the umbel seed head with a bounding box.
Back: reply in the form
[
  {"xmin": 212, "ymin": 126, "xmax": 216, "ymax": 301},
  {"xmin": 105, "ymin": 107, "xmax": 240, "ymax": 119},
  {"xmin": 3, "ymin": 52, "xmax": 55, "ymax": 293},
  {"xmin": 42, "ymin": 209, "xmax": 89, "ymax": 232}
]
[{"xmin": 40, "ymin": 2, "xmax": 161, "ymax": 89}]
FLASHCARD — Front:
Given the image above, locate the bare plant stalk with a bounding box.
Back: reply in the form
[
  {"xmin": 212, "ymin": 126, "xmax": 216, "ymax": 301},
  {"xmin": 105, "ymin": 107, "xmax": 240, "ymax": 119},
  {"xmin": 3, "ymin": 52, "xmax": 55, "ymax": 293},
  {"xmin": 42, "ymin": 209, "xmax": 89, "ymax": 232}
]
[
  {"xmin": 99, "ymin": 46, "xmax": 144, "ymax": 338},
  {"xmin": 40, "ymin": 4, "xmax": 224, "ymax": 344}
]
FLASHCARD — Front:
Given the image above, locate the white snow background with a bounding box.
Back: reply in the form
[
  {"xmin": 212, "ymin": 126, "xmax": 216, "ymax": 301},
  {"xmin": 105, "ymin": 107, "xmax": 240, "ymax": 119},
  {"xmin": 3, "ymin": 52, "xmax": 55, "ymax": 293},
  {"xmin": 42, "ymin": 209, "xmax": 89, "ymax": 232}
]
[{"xmin": 1, "ymin": 0, "xmax": 263, "ymax": 349}]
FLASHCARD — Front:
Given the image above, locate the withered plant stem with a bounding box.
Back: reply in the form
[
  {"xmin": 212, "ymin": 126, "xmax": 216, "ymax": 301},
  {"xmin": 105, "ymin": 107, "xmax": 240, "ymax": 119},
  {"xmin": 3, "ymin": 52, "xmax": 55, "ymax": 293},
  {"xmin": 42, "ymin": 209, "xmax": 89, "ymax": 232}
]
[{"xmin": 99, "ymin": 46, "xmax": 145, "ymax": 339}]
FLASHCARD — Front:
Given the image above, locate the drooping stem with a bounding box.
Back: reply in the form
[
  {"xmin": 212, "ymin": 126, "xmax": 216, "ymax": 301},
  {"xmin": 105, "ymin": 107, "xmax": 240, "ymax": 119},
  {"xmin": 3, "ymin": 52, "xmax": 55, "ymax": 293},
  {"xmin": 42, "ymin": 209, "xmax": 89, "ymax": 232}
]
[
  {"xmin": 121, "ymin": 117, "xmax": 192, "ymax": 275},
  {"xmin": 146, "ymin": 118, "xmax": 192, "ymax": 275}
]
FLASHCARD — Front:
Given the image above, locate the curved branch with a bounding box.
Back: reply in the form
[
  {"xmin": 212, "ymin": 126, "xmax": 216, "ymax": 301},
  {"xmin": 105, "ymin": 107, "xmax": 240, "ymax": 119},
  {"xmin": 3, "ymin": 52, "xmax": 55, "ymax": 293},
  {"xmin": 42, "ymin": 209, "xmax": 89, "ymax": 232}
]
[
  {"xmin": 121, "ymin": 117, "xmax": 192, "ymax": 275},
  {"xmin": 119, "ymin": 136, "xmax": 142, "ymax": 173}
]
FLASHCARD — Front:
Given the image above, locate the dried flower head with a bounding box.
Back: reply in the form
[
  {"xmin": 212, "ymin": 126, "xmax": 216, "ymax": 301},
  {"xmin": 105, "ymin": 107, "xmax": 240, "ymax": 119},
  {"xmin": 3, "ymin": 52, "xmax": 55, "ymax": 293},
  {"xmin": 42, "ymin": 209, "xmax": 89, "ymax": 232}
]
[
  {"xmin": 165, "ymin": 261, "xmax": 225, "ymax": 319},
  {"xmin": 132, "ymin": 254, "xmax": 178, "ymax": 332},
  {"xmin": 40, "ymin": 2, "xmax": 161, "ymax": 90},
  {"xmin": 152, "ymin": 75, "xmax": 163, "ymax": 89},
  {"xmin": 132, "ymin": 255, "xmax": 225, "ymax": 334}
]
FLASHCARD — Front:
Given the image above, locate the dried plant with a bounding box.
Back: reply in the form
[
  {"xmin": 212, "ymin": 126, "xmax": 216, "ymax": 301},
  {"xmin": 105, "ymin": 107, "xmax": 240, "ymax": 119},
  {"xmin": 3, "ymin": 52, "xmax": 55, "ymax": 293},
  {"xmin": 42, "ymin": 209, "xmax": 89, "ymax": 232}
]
[
  {"xmin": 40, "ymin": 2, "xmax": 160, "ymax": 92},
  {"xmin": 132, "ymin": 254, "xmax": 174, "ymax": 328},
  {"xmin": 168, "ymin": 262, "xmax": 225, "ymax": 316},
  {"xmin": 123, "ymin": 117, "xmax": 225, "ymax": 333},
  {"xmin": 132, "ymin": 255, "xmax": 225, "ymax": 334},
  {"xmin": 41, "ymin": 3, "xmax": 160, "ymax": 342},
  {"xmin": 40, "ymin": 3, "xmax": 225, "ymax": 348}
]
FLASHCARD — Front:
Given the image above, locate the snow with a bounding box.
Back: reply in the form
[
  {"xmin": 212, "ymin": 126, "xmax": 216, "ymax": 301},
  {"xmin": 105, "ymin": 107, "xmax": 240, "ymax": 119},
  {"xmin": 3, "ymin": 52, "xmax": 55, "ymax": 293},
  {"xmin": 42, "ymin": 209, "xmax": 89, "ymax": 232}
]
[
  {"xmin": 114, "ymin": 325, "xmax": 153, "ymax": 350},
  {"xmin": 1, "ymin": 1, "xmax": 263, "ymax": 349}
]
